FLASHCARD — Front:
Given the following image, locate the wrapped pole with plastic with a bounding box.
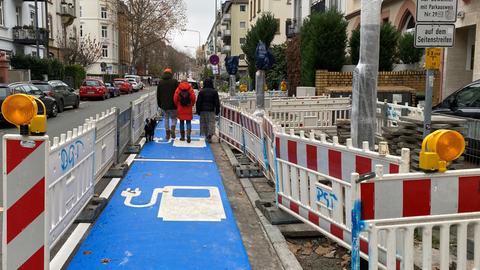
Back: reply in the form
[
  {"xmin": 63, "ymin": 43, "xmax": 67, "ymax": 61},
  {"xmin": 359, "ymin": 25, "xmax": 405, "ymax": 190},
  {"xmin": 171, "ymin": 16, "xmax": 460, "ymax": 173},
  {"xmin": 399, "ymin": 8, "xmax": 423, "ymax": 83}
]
[
  {"xmin": 351, "ymin": 0, "xmax": 381, "ymax": 149},
  {"xmin": 226, "ymin": 56, "xmax": 239, "ymax": 98},
  {"xmin": 254, "ymin": 41, "xmax": 274, "ymax": 116}
]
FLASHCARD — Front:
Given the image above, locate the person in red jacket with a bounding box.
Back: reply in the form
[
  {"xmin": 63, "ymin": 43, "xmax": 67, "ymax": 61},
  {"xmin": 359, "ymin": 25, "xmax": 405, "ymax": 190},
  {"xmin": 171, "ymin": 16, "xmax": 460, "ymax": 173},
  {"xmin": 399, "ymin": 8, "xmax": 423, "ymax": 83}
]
[{"xmin": 173, "ymin": 81, "xmax": 197, "ymax": 143}]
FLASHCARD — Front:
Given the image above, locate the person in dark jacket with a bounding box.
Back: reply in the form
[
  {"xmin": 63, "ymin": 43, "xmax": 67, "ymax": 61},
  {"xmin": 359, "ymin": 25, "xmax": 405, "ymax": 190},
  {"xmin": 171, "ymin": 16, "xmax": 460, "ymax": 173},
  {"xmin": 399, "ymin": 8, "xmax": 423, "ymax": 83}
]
[
  {"xmin": 157, "ymin": 68, "xmax": 179, "ymax": 141},
  {"xmin": 196, "ymin": 78, "xmax": 220, "ymax": 143}
]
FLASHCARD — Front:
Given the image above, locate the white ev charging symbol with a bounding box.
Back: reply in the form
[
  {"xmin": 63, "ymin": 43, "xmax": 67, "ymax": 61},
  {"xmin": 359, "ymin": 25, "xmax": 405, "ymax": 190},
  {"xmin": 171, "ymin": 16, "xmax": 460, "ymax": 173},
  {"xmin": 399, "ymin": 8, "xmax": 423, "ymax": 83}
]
[{"xmin": 121, "ymin": 186, "xmax": 226, "ymax": 222}]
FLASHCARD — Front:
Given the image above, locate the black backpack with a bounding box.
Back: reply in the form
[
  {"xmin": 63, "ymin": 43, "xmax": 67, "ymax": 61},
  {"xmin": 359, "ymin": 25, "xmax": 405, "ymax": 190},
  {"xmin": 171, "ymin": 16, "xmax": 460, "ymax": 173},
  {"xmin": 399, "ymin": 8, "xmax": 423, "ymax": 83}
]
[{"xmin": 179, "ymin": 89, "xmax": 191, "ymax": 106}]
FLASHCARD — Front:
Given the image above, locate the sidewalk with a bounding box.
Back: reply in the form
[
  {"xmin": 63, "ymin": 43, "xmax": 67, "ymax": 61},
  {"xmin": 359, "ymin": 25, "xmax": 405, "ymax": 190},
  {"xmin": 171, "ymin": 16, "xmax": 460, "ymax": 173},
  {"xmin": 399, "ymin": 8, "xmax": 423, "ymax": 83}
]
[{"xmin": 67, "ymin": 117, "xmax": 251, "ymax": 269}]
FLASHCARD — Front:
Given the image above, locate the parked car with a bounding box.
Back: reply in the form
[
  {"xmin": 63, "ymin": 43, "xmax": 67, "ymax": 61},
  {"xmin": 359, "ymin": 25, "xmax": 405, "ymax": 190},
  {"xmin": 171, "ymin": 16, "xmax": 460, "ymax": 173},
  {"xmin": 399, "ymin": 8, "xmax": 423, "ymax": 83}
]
[
  {"xmin": 8, "ymin": 83, "xmax": 59, "ymax": 117},
  {"xmin": 189, "ymin": 79, "xmax": 200, "ymax": 96},
  {"xmin": 125, "ymin": 75, "xmax": 144, "ymax": 90},
  {"xmin": 31, "ymin": 80, "xmax": 80, "ymax": 112},
  {"xmin": 433, "ymin": 80, "xmax": 480, "ymax": 119},
  {"xmin": 127, "ymin": 78, "xmax": 141, "ymax": 92},
  {"xmin": 105, "ymin": 83, "xmax": 120, "ymax": 98},
  {"xmin": 79, "ymin": 79, "xmax": 109, "ymax": 100},
  {"xmin": 114, "ymin": 78, "xmax": 133, "ymax": 94}
]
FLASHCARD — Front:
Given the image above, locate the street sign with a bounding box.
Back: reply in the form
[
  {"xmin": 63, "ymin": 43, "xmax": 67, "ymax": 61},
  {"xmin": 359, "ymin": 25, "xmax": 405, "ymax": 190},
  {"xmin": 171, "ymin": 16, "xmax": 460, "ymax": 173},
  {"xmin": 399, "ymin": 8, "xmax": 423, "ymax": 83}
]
[
  {"xmin": 415, "ymin": 24, "xmax": 455, "ymax": 48},
  {"xmin": 209, "ymin": 55, "xmax": 219, "ymax": 65},
  {"xmin": 416, "ymin": 0, "xmax": 458, "ymax": 22},
  {"xmin": 211, "ymin": 65, "xmax": 219, "ymax": 75},
  {"xmin": 425, "ymin": 48, "xmax": 442, "ymax": 69}
]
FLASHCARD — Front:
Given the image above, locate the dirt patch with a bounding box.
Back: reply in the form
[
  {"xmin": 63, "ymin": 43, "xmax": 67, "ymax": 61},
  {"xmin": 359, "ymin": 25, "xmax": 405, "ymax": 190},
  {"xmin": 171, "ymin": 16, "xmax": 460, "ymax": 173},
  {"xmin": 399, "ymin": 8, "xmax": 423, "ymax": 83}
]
[{"xmin": 286, "ymin": 237, "xmax": 350, "ymax": 270}]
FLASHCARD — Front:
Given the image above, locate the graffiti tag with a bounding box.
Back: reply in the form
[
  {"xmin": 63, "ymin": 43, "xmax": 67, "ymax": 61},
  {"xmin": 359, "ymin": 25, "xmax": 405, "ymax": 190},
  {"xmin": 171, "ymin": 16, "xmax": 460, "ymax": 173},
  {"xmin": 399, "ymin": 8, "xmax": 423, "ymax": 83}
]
[
  {"xmin": 60, "ymin": 140, "xmax": 85, "ymax": 171},
  {"xmin": 316, "ymin": 186, "xmax": 338, "ymax": 210}
]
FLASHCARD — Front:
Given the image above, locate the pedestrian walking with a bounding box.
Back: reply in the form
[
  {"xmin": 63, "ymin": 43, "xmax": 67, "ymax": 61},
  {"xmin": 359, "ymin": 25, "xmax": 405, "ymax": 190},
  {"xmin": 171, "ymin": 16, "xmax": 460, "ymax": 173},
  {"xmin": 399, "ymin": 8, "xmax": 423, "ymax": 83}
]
[
  {"xmin": 157, "ymin": 68, "xmax": 179, "ymax": 141},
  {"xmin": 196, "ymin": 78, "xmax": 220, "ymax": 143},
  {"xmin": 174, "ymin": 81, "xmax": 196, "ymax": 143}
]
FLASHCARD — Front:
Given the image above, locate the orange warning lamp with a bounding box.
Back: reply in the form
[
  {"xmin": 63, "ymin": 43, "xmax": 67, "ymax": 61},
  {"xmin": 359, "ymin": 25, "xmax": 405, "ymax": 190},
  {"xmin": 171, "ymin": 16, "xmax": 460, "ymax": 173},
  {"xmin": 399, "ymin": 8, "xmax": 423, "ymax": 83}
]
[
  {"xmin": 1, "ymin": 94, "xmax": 47, "ymax": 135},
  {"xmin": 419, "ymin": 129, "xmax": 465, "ymax": 172}
]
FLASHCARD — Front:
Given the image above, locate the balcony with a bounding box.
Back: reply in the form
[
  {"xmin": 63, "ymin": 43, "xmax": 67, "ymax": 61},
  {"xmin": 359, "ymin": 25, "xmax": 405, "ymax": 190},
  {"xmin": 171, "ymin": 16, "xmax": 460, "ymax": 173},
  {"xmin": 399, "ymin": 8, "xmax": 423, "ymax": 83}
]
[
  {"xmin": 13, "ymin": 27, "xmax": 49, "ymax": 45},
  {"xmin": 222, "ymin": 45, "xmax": 231, "ymax": 53},
  {"xmin": 60, "ymin": 2, "xmax": 76, "ymax": 26},
  {"xmin": 221, "ymin": 14, "xmax": 231, "ymax": 25},
  {"xmin": 222, "ymin": 29, "xmax": 231, "ymax": 37}
]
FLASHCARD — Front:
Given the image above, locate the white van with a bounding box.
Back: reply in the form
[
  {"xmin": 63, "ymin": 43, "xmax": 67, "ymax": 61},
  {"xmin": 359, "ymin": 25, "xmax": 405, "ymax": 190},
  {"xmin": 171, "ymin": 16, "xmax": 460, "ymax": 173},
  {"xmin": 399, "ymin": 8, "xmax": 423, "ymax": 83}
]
[{"xmin": 125, "ymin": 75, "xmax": 144, "ymax": 90}]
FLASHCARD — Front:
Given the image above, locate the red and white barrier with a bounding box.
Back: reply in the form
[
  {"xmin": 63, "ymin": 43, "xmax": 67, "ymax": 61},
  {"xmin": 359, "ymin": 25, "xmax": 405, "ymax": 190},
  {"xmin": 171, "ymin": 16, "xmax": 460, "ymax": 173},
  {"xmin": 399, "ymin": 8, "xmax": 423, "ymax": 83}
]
[
  {"xmin": 219, "ymin": 104, "xmax": 244, "ymax": 151},
  {"xmin": 3, "ymin": 135, "xmax": 49, "ymax": 270}
]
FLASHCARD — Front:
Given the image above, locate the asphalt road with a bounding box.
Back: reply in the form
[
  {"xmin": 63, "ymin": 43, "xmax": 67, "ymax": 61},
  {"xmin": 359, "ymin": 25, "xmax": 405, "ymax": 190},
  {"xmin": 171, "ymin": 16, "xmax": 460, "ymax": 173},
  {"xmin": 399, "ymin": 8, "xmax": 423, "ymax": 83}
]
[{"xmin": 0, "ymin": 86, "xmax": 156, "ymax": 205}]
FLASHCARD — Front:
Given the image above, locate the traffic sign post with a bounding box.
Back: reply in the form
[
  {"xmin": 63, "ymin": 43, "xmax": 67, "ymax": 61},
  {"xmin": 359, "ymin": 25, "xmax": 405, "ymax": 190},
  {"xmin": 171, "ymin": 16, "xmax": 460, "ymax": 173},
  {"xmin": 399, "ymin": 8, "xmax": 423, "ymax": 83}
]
[{"xmin": 415, "ymin": 0, "xmax": 458, "ymax": 137}]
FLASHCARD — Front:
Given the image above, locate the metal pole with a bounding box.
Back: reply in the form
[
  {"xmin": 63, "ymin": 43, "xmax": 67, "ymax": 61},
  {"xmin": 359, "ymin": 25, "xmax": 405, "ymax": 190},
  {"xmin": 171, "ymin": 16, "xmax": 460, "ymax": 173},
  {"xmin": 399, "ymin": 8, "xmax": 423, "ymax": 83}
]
[
  {"xmin": 254, "ymin": 70, "xmax": 265, "ymax": 116},
  {"xmin": 45, "ymin": 0, "xmax": 49, "ymax": 58},
  {"xmin": 213, "ymin": 0, "xmax": 217, "ymax": 88},
  {"xmin": 423, "ymin": 69, "xmax": 434, "ymax": 137},
  {"xmin": 351, "ymin": 0, "xmax": 381, "ymax": 149},
  {"xmin": 229, "ymin": 74, "xmax": 236, "ymax": 97},
  {"xmin": 34, "ymin": 0, "xmax": 41, "ymax": 58}
]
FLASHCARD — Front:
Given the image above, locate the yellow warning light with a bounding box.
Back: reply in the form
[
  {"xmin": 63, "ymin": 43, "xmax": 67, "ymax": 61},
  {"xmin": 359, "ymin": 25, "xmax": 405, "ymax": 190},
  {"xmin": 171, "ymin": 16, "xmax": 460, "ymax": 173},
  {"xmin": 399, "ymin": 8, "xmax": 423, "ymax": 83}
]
[
  {"xmin": 1, "ymin": 94, "xmax": 37, "ymax": 126},
  {"xmin": 419, "ymin": 129, "xmax": 465, "ymax": 172}
]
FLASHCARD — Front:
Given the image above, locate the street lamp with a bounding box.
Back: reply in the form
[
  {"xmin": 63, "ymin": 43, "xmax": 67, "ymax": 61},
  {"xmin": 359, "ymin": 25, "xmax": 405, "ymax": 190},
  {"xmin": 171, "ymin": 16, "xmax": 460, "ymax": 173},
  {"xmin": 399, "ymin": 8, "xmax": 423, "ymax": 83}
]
[{"xmin": 181, "ymin": 29, "xmax": 201, "ymax": 48}]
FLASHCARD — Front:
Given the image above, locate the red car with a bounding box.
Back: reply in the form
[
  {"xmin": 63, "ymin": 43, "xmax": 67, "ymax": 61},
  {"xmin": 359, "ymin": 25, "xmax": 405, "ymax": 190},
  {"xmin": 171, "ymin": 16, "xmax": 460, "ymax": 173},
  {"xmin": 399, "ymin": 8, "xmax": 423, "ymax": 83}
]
[
  {"xmin": 79, "ymin": 79, "xmax": 109, "ymax": 100},
  {"xmin": 114, "ymin": 78, "xmax": 133, "ymax": 94}
]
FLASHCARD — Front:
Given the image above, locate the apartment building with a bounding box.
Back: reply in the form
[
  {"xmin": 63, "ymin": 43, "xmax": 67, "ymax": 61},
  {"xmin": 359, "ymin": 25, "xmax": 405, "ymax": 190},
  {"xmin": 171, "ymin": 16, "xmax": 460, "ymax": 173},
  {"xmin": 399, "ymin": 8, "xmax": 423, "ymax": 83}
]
[
  {"xmin": 79, "ymin": 0, "xmax": 119, "ymax": 74},
  {"xmin": 47, "ymin": 0, "xmax": 80, "ymax": 59},
  {"xmin": 248, "ymin": 0, "xmax": 293, "ymax": 45},
  {"xmin": 0, "ymin": 0, "xmax": 47, "ymax": 57},
  {"xmin": 221, "ymin": 0, "xmax": 248, "ymax": 75}
]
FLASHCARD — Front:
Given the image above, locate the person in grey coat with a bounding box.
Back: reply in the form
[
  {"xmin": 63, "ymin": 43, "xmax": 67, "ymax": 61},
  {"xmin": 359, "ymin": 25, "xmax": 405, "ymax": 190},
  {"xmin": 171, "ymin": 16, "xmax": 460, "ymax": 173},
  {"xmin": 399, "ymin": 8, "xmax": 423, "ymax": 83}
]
[{"xmin": 195, "ymin": 78, "xmax": 220, "ymax": 143}]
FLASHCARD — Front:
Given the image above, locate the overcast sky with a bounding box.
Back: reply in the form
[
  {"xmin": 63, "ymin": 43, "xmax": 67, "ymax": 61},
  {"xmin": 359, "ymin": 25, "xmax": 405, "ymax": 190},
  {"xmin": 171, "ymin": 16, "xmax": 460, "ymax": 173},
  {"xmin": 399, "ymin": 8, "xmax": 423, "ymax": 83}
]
[{"xmin": 171, "ymin": 0, "xmax": 219, "ymax": 57}]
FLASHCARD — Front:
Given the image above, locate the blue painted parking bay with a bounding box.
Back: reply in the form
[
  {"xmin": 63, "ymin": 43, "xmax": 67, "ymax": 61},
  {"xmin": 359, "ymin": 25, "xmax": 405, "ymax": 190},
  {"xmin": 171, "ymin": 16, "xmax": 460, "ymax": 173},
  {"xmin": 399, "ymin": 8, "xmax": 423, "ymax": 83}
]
[{"xmin": 68, "ymin": 117, "xmax": 251, "ymax": 270}]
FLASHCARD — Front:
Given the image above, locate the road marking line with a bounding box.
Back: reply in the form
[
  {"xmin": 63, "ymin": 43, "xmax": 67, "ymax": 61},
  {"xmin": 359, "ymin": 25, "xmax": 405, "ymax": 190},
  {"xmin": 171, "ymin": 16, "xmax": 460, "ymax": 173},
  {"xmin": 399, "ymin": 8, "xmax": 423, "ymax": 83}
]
[
  {"xmin": 100, "ymin": 178, "xmax": 122, "ymax": 199},
  {"xmin": 134, "ymin": 158, "xmax": 213, "ymax": 163},
  {"xmin": 50, "ymin": 223, "xmax": 90, "ymax": 270},
  {"xmin": 79, "ymin": 102, "xmax": 87, "ymax": 105},
  {"xmin": 125, "ymin": 154, "xmax": 136, "ymax": 167}
]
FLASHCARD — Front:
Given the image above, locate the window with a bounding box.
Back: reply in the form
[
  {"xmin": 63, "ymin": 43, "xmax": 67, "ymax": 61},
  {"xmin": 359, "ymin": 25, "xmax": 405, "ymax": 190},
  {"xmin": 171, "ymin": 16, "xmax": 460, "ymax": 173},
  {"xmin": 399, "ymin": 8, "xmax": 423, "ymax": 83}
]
[
  {"xmin": 30, "ymin": 10, "xmax": 35, "ymax": 26},
  {"xmin": 240, "ymin": 38, "xmax": 246, "ymax": 45},
  {"xmin": 258, "ymin": 0, "xmax": 261, "ymax": 13},
  {"xmin": 48, "ymin": 15, "xmax": 53, "ymax": 38},
  {"xmin": 454, "ymin": 84, "xmax": 480, "ymax": 108},
  {"xmin": 80, "ymin": 25, "xmax": 83, "ymax": 37},
  {"xmin": 240, "ymin": 21, "xmax": 246, "ymax": 29},
  {"xmin": 240, "ymin": 5, "xmax": 246, "ymax": 12},
  {"xmin": 79, "ymin": 5, "xmax": 83, "ymax": 17},
  {"xmin": 101, "ymin": 6, "xmax": 107, "ymax": 19},
  {"xmin": 0, "ymin": 1, "xmax": 4, "ymax": 26},
  {"xmin": 102, "ymin": 45, "xmax": 108, "ymax": 58},
  {"xmin": 15, "ymin": 7, "xmax": 21, "ymax": 26},
  {"xmin": 101, "ymin": 25, "xmax": 108, "ymax": 38},
  {"xmin": 249, "ymin": 1, "xmax": 252, "ymax": 20},
  {"xmin": 239, "ymin": 54, "xmax": 245, "ymax": 60},
  {"xmin": 276, "ymin": 19, "xmax": 280, "ymax": 34}
]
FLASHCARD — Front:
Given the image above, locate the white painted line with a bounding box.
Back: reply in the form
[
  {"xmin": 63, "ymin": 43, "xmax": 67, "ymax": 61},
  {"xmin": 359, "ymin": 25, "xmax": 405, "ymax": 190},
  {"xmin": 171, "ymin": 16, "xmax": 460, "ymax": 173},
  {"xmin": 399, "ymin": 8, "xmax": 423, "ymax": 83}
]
[
  {"xmin": 50, "ymin": 223, "xmax": 90, "ymax": 270},
  {"xmin": 100, "ymin": 178, "xmax": 122, "ymax": 199},
  {"xmin": 125, "ymin": 154, "xmax": 136, "ymax": 167},
  {"xmin": 134, "ymin": 158, "xmax": 213, "ymax": 163},
  {"xmin": 79, "ymin": 102, "xmax": 87, "ymax": 105},
  {"xmin": 139, "ymin": 137, "xmax": 146, "ymax": 148}
]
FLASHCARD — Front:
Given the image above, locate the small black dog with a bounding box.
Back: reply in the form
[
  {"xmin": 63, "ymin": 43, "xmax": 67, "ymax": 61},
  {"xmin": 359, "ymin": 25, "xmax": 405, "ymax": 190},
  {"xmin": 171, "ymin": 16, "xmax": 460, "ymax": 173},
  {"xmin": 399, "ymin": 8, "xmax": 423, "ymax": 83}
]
[{"xmin": 144, "ymin": 118, "xmax": 156, "ymax": 142}]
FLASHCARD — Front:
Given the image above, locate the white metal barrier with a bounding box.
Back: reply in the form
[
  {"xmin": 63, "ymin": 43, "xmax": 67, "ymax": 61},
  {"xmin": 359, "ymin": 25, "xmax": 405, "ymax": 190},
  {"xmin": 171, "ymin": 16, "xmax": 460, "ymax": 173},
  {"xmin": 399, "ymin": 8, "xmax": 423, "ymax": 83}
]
[
  {"xmin": 87, "ymin": 108, "xmax": 117, "ymax": 183},
  {"xmin": 219, "ymin": 96, "xmax": 480, "ymax": 269},
  {"xmin": 351, "ymin": 168, "xmax": 480, "ymax": 270},
  {"xmin": 44, "ymin": 93, "xmax": 157, "ymax": 251},
  {"xmin": 48, "ymin": 122, "xmax": 95, "ymax": 248},
  {"xmin": 131, "ymin": 96, "xmax": 146, "ymax": 144}
]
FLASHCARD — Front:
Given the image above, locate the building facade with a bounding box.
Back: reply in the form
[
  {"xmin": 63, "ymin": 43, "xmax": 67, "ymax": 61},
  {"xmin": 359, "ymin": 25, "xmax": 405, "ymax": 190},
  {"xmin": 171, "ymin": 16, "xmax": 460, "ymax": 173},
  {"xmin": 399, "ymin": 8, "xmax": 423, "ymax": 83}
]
[
  {"xmin": 47, "ymin": 0, "xmax": 80, "ymax": 60},
  {"xmin": 117, "ymin": 1, "xmax": 131, "ymax": 75},
  {"xmin": 221, "ymin": 0, "xmax": 248, "ymax": 75},
  {"xmin": 79, "ymin": 0, "xmax": 119, "ymax": 74},
  {"xmin": 0, "ymin": 0, "xmax": 48, "ymax": 57},
  {"xmin": 248, "ymin": 0, "xmax": 293, "ymax": 45}
]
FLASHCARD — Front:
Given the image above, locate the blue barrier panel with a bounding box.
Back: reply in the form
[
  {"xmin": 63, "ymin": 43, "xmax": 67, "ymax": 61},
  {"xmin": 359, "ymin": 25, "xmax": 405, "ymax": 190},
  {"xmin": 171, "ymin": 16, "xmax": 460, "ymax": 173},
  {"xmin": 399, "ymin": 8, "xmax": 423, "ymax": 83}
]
[{"xmin": 67, "ymin": 117, "xmax": 251, "ymax": 270}]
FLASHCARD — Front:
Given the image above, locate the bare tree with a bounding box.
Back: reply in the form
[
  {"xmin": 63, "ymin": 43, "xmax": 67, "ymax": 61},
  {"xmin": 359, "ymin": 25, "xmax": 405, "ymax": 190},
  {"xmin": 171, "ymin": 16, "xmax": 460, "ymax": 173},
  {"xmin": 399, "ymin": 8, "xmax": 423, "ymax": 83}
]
[
  {"xmin": 108, "ymin": 0, "xmax": 186, "ymax": 71},
  {"xmin": 59, "ymin": 34, "xmax": 103, "ymax": 67}
]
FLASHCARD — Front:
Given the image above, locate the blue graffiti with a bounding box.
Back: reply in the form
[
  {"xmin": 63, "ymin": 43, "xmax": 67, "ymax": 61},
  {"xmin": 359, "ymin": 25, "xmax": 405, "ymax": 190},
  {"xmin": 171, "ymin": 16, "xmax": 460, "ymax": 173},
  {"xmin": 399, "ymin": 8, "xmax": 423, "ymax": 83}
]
[
  {"xmin": 60, "ymin": 140, "xmax": 85, "ymax": 171},
  {"xmin": 316, "ymin": 187, "xmax": 338, "ymax": 210},
  {"xmin": 351, "ymin": 200, "xmax": 366, "ymax": 270}
]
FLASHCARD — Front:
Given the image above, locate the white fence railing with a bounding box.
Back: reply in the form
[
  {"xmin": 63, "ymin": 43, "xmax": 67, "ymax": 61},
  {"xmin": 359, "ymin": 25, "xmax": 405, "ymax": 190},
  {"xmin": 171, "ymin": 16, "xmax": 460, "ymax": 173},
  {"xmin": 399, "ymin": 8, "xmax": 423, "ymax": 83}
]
[
  {"xmin": 45, "ymin": 92, "xmax": 157, "ymax": 250},
  {"xmin": 219, "ymin": 96, "xmax": 480, "ymax": 269}
]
